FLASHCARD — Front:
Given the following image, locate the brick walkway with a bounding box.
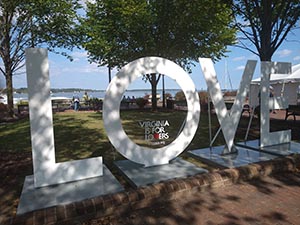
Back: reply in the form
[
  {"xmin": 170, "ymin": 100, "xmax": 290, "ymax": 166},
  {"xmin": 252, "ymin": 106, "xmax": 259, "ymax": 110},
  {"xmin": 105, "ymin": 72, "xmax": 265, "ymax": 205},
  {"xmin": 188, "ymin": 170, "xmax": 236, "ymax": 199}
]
[
  {"xmin": 88, "ymin": 172, "xmax": 300, "ymax": 225},
  {"xmin": 8, "ymin": 154, "xmax": 300, "ymax": 225}
]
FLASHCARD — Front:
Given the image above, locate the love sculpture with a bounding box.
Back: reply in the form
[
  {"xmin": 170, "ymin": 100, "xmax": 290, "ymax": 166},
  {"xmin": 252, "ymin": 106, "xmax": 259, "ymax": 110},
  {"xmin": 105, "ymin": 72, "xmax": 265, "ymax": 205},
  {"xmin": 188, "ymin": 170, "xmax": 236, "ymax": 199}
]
[{"xmin": 25, "ymin": 48, "xmax": 291, "ymax": 188}]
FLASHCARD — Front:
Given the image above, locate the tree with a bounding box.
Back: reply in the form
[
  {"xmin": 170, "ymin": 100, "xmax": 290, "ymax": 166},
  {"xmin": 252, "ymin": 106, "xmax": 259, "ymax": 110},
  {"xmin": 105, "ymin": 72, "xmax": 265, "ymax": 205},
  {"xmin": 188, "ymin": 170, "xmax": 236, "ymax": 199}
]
[
  {"xmin": 0, "ymin": 0, "xmax": 82, "ymax": 116},
  {"xmin": 232, "ymin": 0, "xmax": 300, "ymax": 61},
  {"xmin": 83, "ymin": 0, "xmax": 236, "ymax": 110}
]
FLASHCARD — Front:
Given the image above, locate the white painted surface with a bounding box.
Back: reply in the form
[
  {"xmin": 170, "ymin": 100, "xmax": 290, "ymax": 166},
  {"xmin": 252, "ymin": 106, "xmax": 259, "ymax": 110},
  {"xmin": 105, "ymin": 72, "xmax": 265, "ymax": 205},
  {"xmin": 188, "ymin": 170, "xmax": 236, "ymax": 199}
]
[
  {"xmin": 103, "ymin": 57, "xmax": 200, "ymax": 167},
  {"xmin": 199, "ymin": 58, "xmax": 257, "ymax": 152},
  {"xmin": 260, "ymin": 61, "xmax": 291, "ymax": 147},
  {"xmin": 26, "ymin": 48, "xmax": 103, "ymax": 188}
]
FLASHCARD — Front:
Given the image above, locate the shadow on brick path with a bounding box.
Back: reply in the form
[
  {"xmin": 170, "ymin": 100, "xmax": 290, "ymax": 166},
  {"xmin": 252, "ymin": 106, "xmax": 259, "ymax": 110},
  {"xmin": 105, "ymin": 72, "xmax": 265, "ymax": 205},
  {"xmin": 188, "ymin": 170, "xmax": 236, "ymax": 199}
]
[
  {"xmin": 85, "ymin": 172, "xmax": 300, "ymax": 225},
  {"xmin": 9, "ymin": 154, "xmax": 300, "ymax": 225}
]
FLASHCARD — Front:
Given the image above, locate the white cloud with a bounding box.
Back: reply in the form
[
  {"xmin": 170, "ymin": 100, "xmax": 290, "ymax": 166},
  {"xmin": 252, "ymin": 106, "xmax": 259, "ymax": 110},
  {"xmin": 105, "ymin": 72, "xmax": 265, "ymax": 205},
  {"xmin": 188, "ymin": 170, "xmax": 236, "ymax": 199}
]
[
  {"xmin": 235, "ymin": 65, "xmax": 245, "ymax": 71},
  {"xmin": 82, "ymin": 63, "xmax": 103, "ymax": 73},
  {"xmin": 293, "ymin": 56, "xmax": 300, "ymax": 61},
  {"xmin": 233, "ymin": 56, "xmax": 246, "ymax": 61},
  {"xmin": 69, "ymin": 51, "xmax": 89, "ymax": 62},
  {"xmin": 60, "ymin": 62, "xmax": 105, "ymax": 74},
  {"xmin": 276, "ymin": 49, "xmax": 292, "ymax": 58},
  {"xmin": 73, "ymin": 58, "xmax": 80, "ymax": 62},
  {"xmin": 71, "ymin": 51, "xmax": 88, "ymax": 59}
]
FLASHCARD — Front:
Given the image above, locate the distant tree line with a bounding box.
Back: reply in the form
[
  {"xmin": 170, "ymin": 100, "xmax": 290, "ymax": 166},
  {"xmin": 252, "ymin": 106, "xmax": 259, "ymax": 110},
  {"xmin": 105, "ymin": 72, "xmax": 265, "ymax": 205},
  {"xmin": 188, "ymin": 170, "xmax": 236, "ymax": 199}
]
[{"xmin": 6, "ymin": 88, "xmax": 99, "ymax": 94}]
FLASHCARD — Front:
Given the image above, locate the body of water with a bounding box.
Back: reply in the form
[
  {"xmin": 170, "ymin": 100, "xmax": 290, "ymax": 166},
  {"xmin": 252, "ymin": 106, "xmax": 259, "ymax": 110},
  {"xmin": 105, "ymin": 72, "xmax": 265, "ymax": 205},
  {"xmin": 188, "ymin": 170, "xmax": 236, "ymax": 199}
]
[{"xmin": 12, "ymin": 89, "xmax": 181, "ymax": 103}]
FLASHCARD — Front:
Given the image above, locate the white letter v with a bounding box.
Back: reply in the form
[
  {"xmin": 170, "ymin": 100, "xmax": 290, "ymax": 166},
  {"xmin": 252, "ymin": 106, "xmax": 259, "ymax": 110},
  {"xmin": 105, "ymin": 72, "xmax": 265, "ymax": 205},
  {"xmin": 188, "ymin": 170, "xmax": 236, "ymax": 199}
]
[{"xmin": 199, "ymin": 58, "xmax": 257, "ymax": 153}]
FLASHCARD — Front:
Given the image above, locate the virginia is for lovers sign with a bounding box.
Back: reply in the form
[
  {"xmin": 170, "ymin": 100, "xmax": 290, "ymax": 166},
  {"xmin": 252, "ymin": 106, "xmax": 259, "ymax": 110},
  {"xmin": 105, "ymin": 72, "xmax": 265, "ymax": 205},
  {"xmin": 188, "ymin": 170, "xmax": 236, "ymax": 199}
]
[{"xmin": 26, "ymin": 48, "xmax": 291, "ymax": 187}]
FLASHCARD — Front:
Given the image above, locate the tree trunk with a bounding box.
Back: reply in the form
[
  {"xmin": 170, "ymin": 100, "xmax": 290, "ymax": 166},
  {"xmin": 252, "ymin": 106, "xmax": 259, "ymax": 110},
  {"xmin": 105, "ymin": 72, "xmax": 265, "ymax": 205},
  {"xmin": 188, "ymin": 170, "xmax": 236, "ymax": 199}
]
[
  {"xmin": 151, "ymin": 73, "xmax": 158, "ymax": 111},
  {"xmin": 146, "ymin": 73, "xmax": 161, "ymax": 111},
  {"xmin": 2, "ymin": 11, "xmax": 15, "ymax": 117},
  {"xmin": 5, "ymin": 67, "xmax": 14, "ymax": 117},
  {"xmin": 108, "ymin": 65, "xmax": 112, "ymax": 83},
  {"xmin": 260, "ymin": 0, "xmax": 273, "ymax": 62}
]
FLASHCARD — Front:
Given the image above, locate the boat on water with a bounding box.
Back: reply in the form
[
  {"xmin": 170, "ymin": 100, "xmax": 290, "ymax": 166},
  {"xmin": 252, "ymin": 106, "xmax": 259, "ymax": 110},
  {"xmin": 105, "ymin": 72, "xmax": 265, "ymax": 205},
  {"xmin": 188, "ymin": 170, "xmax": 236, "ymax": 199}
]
[{"xmin": 0, "ymin": 94, "xmax": 72, "ymax": 105}]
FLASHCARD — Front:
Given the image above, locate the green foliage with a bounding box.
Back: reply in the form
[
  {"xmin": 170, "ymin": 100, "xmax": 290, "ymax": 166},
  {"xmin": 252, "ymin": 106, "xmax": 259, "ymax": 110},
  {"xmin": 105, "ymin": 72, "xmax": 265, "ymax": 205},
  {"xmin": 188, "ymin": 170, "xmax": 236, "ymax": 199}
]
[
  {"xmin": 0, "ymin": 0, "xmax": 82, "ymax": 64},
  {"xmin": 165, "ymin": 92, "xmax": 172, "ymax": 99},
  {"xmin": 82, "ymin": 0, "xmax": 236, "ymax": 111},
  {"xmin": 17, "ymin": 99, "xmax": 29, "ymax": 105},
  {"xmin": 175, "ymin": 91, "xmax": 185, "ymax": 101},
  {"xmin": 135, "ymin": 97, "xmax": 148, "ymax": 108},
  {"xmin": 83, "ymin": 0, "xmax": 236, "ymax": 70},
  {"xmin": 89, "ymin": 97, "xmax": 103, "ymax": 110},
  {"xmin": 82, "ymin": 0, "xmax": 149, "ymax": 68},
  {"xmin": 0, "ymin": 0, "xmax": 83, "ymax": 115}
]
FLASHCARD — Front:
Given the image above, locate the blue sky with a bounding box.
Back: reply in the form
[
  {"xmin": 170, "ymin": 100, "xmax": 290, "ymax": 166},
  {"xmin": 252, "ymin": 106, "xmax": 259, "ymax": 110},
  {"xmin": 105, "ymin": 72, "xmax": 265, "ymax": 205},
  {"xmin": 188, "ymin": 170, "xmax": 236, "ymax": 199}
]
[{"xmin": 9, "ymin": 28, "xmax": 300, "ymax": 91}]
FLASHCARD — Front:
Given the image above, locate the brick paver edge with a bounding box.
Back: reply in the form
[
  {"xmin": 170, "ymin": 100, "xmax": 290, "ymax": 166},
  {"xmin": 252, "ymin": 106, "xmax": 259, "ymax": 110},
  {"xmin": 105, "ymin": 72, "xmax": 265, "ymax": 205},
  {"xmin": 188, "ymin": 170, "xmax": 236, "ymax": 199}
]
[{"xmin": 8, "ymin": 154, "xmax": 300, "ymax": 225}]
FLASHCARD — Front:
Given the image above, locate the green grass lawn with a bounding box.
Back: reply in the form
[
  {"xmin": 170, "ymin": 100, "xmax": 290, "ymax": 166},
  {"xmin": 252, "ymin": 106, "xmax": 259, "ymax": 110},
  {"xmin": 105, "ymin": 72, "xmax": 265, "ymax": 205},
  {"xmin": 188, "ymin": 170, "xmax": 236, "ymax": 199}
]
[
  {"xmin": 3, "ymin": 110, "xmax": 295, "ymax": 165},
  {"xmin": 0, "ymin": 110, "xmax": 232, "ymax": 163}
]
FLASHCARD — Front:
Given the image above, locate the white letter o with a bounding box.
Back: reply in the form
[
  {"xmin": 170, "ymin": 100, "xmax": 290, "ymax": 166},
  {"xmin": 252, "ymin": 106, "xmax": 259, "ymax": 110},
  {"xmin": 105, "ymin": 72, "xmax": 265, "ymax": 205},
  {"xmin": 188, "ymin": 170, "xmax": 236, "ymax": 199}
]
[{"xmin": 103, "ymin": 57, "xmax": 200, "ymax": 167}]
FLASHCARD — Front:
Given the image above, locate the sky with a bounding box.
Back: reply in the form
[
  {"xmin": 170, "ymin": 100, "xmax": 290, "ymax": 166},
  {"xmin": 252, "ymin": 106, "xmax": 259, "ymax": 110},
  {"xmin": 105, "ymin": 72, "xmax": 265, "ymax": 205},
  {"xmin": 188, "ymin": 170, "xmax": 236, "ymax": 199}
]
[{"xmin": 5, "ymin": 28, "xmax": 300, "ymax": 92}]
